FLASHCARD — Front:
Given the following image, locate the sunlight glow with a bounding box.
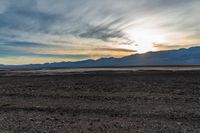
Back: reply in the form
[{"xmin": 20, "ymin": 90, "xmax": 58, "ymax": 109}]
[{"xmin": 126, "ymin": 28, "xmax": 168, "ymax": 53}]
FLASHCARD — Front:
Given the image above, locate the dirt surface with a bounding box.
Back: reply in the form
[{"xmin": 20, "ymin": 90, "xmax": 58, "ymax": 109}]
[{"xmin": 0, "ymin": 70, "xmax": 200, "ymax": 133}]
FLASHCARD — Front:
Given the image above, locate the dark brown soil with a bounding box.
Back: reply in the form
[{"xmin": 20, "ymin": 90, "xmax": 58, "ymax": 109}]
[{"xmin": 0, "ymin": 71, "xmax": 200, "ymax": 133}]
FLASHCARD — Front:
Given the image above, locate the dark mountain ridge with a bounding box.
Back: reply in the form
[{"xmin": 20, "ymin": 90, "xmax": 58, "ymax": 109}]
[{"xmin": 1, "ymin": 46, "xmax": 200, "ymax": 68}]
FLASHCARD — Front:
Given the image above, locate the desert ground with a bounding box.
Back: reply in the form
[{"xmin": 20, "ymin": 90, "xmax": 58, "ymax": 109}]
[{"xmin": 0, "ymin": 70, "xmax": 199, "ymax": 133}]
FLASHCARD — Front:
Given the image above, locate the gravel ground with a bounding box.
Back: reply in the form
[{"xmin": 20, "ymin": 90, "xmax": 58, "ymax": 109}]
[{"xmin": 0, "ymin": 70, "xmax": 200, "ymax": 133}]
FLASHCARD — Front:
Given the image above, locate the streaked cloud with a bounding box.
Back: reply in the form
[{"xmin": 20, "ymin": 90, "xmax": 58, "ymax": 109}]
[
  {"xmin": 0, "ymin": 0, "xmax": 200, "ymax": 64},
  {"xmin": 95, "ymin": 48, "xmax": 137, "ymax": 53}
]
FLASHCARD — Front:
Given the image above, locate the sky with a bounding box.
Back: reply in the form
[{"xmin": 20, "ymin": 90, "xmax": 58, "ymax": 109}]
[{"xmin": 0, "ymin": 0, "xmax": 200, "ymax": 65}]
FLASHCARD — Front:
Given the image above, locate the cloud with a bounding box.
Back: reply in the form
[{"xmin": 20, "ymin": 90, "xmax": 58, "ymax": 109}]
[
  {"xmin": 0, "ymin": 41, "xmax": 56, "ymax": 48},
  {"xmin": 78, "ymin": 18, "xmax": 125, "ymax": 41},
  {"xmin": 33, "ymin": 54, "xmax": 90, "ymax": 59},
  {"xmin": 0, "ymin": 48, "xmax": 90, "ymax": 59},
  {"xmin": 0, "ymin": 0, "xmax": 62, "ymax": 33},
  {"xmin": 0, "ymin": 0, "xmax": 200, "ymax": 64},
  {"xmin": 95, "ymin": 48, "xmax": 137, "ymax": 53},
  {"xmin": 1, "ymin": 0, "xmax": 200, "ymax": 42},
  {"xmin": 154, "ymin": 43, "xmax": 200, "ymax": 51},
  {"xmin": 0, "ymin": 40, "xmax": 89, "ymax": 59}
]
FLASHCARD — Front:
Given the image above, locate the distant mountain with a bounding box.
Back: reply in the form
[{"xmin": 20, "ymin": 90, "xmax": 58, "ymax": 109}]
[
  {"xmin": 0, "ymin": 64, "xmax": 6, "ymax": 68},
  {"xmin": 2, "ymin": 46, "xmax": 200, "ymax": 68}
]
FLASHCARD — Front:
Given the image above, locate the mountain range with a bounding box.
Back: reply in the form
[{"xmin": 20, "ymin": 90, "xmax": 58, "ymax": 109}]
[{"xmin": 1, "ymin": 46, "xmax": 200, "ymax": 68}]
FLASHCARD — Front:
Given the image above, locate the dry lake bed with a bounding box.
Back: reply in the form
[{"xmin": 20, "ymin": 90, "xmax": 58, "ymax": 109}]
[{"xmin": 0, "ymin": 69, "xmax": 200, "ymax": 133}]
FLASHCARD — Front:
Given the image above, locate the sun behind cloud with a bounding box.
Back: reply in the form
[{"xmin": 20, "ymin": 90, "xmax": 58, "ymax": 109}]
[
  {"xmin": 125, "ymin": 26, "xmax": 169, "ymax": 53},
  {"xmin": 0, "ymin": 0, "xmax": 200, "ymax": 65}
]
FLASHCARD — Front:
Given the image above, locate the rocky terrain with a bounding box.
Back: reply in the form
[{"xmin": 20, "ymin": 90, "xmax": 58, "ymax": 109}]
[{"xmin": 0, "ymin": 70, "xmax": 200, "ymax": 133}]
